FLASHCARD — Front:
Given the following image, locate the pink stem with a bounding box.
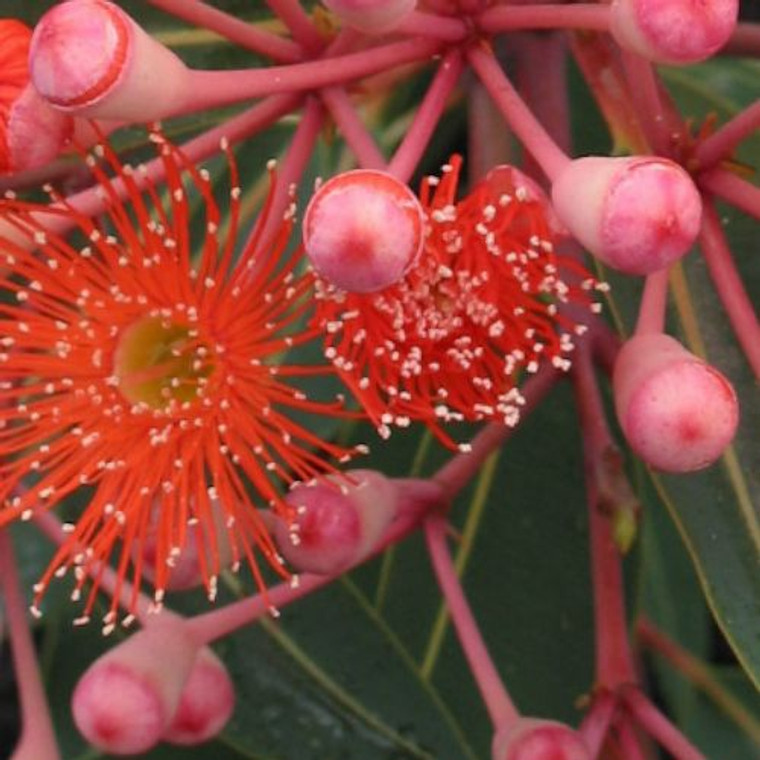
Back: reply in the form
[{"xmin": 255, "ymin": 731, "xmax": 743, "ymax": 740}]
[
  {"xmin": 0, "ymin": 530, "xmax": 61, "ymax": 760},
  {"xmin": 696, "ymin": 99, "xmax": 760, "ymax": 169},
  {"xmin": 164, "ymin": 38, "xmax": 443, "ymax": 116},
  {"xmin": 265, "ymin": 0, "xmax": 324, "ymax": 53},
  {"xmin": 573, "ymin": 351, "xmax": 638, "ymax": 689},
  {"xmin": 187, "ymin": 491, "xmax": 442, "ymax": 643},
  {"xmin": 467, "ymin": 45, "xmax": 570, "ymax": 180},
  {"xmin": 698, "ymin": 201, "xmax": 760, "ymax": 378},
  {"xmin": 388, "ymin": 49, "xmax": 465, "ymax": 182},
  {"xmin": 432, "ymin": 367, "xmax": 559, "ymax": 497},
  {"xmin": 320, "ymin": 87, "xmax": 387, "ymax": 169},
  {"xmin": 722, "ymin": 21, "xmax": 760, "ymax": 57},
  {"xmin": 146, "ymin": 0, "xmax": 304, "ymax": 62},
  {"xmin": 424, "ymin": 515, "xmax": 519, "ymax": 730},
  {"xmin": 397, "ymin": 10, "xmax": 469, "ymax": 40},
  {"xmin": 634, "ymin": 269, "xmax": 669, "ymax": 336},
  {"xmin": 699, "ymin": 167, "xmax": 760, "ymax": 220},
  {"xmin": 478, "ymin": 3, "xmax": 610, "ymax": 33},
  {"xmin": 619, "ymin": 51, "xmax": 670, "ymax": 155},
  {"xmin": 579, "ymin": 690, "xmax": 618, "ymax": 760},
  {"xmin": 622, "ymin": 687, "xmax": 707, "ymax": 760},
  {"xmin": 615, "ymin": 715, "xmax": 651, "ymax": 760}
]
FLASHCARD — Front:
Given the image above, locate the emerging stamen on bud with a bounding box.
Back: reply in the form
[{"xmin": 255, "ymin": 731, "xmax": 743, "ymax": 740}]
[
  {"xmin": 72, "ymin": 615, "xmax": 199, "ymax": 755},
  {"xmin": 324, "ymin": 0, "xmax": 418, "ymax": 34},
  {"xmin": 163, "ymin": 647, "xmax": 235, "ymax": 746},
  {"xmin": 610, "ymin": 0, "xmax": 739, "ymax": 65},
  {"xmin": 275, "ymin": 469, "xmax": 399, "ymax": 574},
  {"xmin": 30, "ymin": 0, "xmax": 192, "ymax": 120},
  {"xmin": 551, "ymin": 156, "xmax": 702, "ymax": 275},
  {"xmin": 303, "ymin": 169, "xmax": 425, "ymax": 293},
  {"xmin": 0, "ymin": 19, "xmax": 72, "ymax": 174},
  {"xmin": 613, "ymin": 333, "xmax": 739, "ymax": 472},
  {"xmin": 492, "ymin": 718, "xmax": 591, "ymax": 760}
]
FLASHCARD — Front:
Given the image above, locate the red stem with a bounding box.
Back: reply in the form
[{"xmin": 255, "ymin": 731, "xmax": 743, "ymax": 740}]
[
  {"xmin": 265, "ymin": 0, "xmax": 324, "ymax": 53},
  {"xmin": 478, "ymin": 3, "xmax": 610, "ymax": 34},
  {"xmin": 396, "ymin": 10, "xmax": 470, "ymax": 41},
  {"xmin": 0, "ymin": 530, "xmax": 61, "ymax": 760},
  {"xmin": 696, "ymin": 99, "xmax": 760, "ymax": 169},
  {"xmin": 699, "ymin": 167, "xmax": 760, "ymax": 220},
  {"xmin": 467, "ymin": 45, "xmax": 570, "ymax": 180},
  {"xmin": 424, "ymin": 515, "xmax": 519, "ymax": 730},
  {"xmin": 634, "ymin": 269, "xmax": 669, "ymax": 336},
  {"xmin": 145, "ymin": 0, "xmax": 304, "ymax": 62},
  {"xmin": 579, "ymin": 691, "xmax": 618, "ymax": 760}
]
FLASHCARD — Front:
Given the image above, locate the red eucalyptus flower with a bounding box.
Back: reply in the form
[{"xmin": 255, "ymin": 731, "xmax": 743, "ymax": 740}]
[
  {"xmin": 312, "ymin": 157, "xmax": 603, "ymax": 447},
  {"xmin": 0, "ymin": 129, "xmax": 360, "ymax": 620}
]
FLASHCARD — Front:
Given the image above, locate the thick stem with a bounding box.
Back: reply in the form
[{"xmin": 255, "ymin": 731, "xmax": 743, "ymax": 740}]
[
  {"xmin": 146, "ymin": 0, "xmax": 304, "ymax": 62},
  {"xmin": 432, "ymin": 367, "xmax": 559, "ymax": 497},
  {"xmin": 696, "ymin": 99, "xmax": 760, "ymax": 170},
  {"xmin": 700, "ymin": 168, "xmax": 760, "ymax": 220},
  {"xmin": 699, "ymin": 201, "xmax": 760, "ymax": 379},
  {"xmin": 579, "ymin": 691, "xmax": 618, "ymax": 760},
  {"xmin": 265, "ymin": 0, "xmax": 324, "ymax": 53},
  {"xmin": 0, "ymin": 530, "xmax": 61, "ymax": 760},
  {"xmin": 478, "ymin": 3, "xmax": 610, "ymax": 34},
  {"xmin": 424, "ymin": 515, "xmax": 519, "ymax": 731},
  {"xmin": 320, "ymin": 87, "xmax": 387, "ymax": 169},
  {"xmin": 388, "ymin": 49, "xmax": 464, "ymax": 183},
  {"xmin": 614, "ymin": 715, "xmax": 651, "ymax": 760},
  {"xmin": 467, "ymin": 45, "xmax": 570, "ymax": 180},
  {"xmin": 622, "ymin": 687, "xmax": 707, "ymax": 760},
  {"xmin": 396, "ymin": 10, "xmax": 470, "ymax": 41},
  {"xmin": 573, "ymin": 350, "xmax": 638, "ymax": 689},
  {"xmin": 634, "ymin": 269, "xmax": 669, "ymax": 336}
]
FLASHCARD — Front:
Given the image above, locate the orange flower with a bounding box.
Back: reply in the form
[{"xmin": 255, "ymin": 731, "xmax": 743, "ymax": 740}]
[
  {"xmin": 0, "ymin": 130, "xmax": 359, "ymax": 620},
  {"xmin": 312, "ymin": 156, "xmax": 602, "ymax": 447}
]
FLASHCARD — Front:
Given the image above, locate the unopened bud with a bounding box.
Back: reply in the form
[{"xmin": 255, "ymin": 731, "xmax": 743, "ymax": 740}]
[
  {"xmin": 551, "ymin": 156, "xmax": 702, "ymax": 275},
  {"xmin": 610, "ymin": 0, "xmax": 738, "ymax": 65},
  {"xmin": 72, "ymin": 615, "xmax": 198, "ymax": 755},
  {"xmin": 303, "ymin": 170, "xmax": 424, "ymax": 293},
  {"xmin": 275, "ymin": 469, "xmax": 400, "ymax": 574},
  {"xmin": 324, "ymin": 0, "xmax": 417, "ymax": 33},
  {"xmin": 30, "ymin": 0, "xmax": 192, "ymax": 121},
  {"xmin": 492, "ymin": 718, "xmax": 591, "ymax": 760},
  {"xmin": 613, "ymin": 333, "xmax": 738, "ymax": 472},
  {"xmin": 163, "ymin": 647, "xmax": 235, "ymax": 746}
]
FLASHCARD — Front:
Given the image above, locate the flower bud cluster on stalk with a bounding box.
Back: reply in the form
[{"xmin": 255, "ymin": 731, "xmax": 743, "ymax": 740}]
[{"xmin": 0, "ymin": 0, "xmax": 756, "ymax": 758}]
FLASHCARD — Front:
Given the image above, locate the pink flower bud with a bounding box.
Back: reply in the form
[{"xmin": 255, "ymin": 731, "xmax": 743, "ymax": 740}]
[
  {"xmin": 163, "ymin": 647, "xmax": 235, "ymax": 746},
  {"xmin": 30, "ymin": 0, "xmax": 192, "ymax": 121},
  {"xmin": 492, "ymin": 718, "xmax": 591, "ymax": 760},
  {"xmin": 324, "ymin": 0, "xmax": 417, "ymax": 33},
  {"xmin": 72, "ymin": 615, "xmax": 198, "ymax": 755},
  {"xmin": 551, "ymin": 156, "xmax": 702, "ymax": 275},
  {"xmin": 613, "ymin": 333, "xmax": 738, "ymax": 472},
  {"xmin": 0, "ymin": 19, "xmax": 72, "ymax": 174},
  {"xmin": 303, "ymin": 170, "xmax": 425, "ymax": 293},
  {"xmin": 610, "ymin": 0, "xmax": 738, "ymax": 65},
  {"xmin": 274, "ymin": 469, "xmax": 400, "ymax": 574}
]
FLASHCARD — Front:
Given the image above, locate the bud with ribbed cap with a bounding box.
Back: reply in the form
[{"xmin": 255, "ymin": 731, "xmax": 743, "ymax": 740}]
[
  {"xmin": 274, "ymin": 470, "xmax": 442, "ymax": 574},
  {"xmin": 30, "ymin": 0, "xmax": 192, "ymax": 121},
  {"xmin": 610, "ymin": 0, "xmax": 738, "ymax": 65},
  {"xmin": 163, "ymin": 647, "xmax": 235, "ymax": 746},
  {"xmin": 551, "ymin": 156, "xmax": 702, "ymax": 275},
  {"xmin": 72, "ymin": 615, "xmax": 198, "ymax": 755},
  {"xmin": 613, "ymin": 333, "xmax": 738, "ymax": 472},
  {"xmin": 303, "ymin": 169, "xmax": 425, "ymax": 293},
  {"xmin": 492, "ymin": 718, "xmax": 591, "ymax": 760},
  {"xmin": 324, "ymin": 0, "xmax": 417, "ymax": 33}
]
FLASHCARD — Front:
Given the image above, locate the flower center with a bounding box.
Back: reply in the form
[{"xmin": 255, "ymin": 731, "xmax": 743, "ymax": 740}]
[{"xmin": 114, "ymin": 317, "xmax": 215, "ymax": 410}]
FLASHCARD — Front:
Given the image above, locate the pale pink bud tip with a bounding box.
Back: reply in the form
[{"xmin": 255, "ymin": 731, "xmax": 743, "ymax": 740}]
[
  {"xmin": 275, "ymin": 469, "xmax": 399, "ymax": 574},
  {"xmin": 611, "ymin": 0, "xmax": 738, "ymax": 65},
  {"xmin": 551, "ymin": 156, "xmax": 702, "ymax": 275},
  {"xmin": 324, "ymin": 0, "xmax": 417, "ymax": 33},
  {"xmin": 613, "ymin": 334, "xmax": 738, "ymax": 473},
  {"xmin": 164, "ymin": 648, "xmax": 235, "ymax": 746},
  {"xmin": 493, "ymin": 719, "xmax": 591, "ymax": 760},
  {"xmin": 30, "ymin": 0, "xmax": 190, "ymax": 120},
  {"xmin": 303, "ymin": 170, "xmax": 424, "ymax": 293},
  {"xmin": 72, "ymin": 617, "xmax": 198, "ymax": 754}
]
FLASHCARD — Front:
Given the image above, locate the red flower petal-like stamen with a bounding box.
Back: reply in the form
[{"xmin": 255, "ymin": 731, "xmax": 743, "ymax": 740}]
[
  {"xmin": 313, "ymin": 156, "xmax": 604, "ymax": 447},
  {"xmin": 0, "ymin": 20, "xmax": 33, "ymax": 173},
  {"xmin": 0, "ymin": 129, "xmax": 361, "ymax": 621}
]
